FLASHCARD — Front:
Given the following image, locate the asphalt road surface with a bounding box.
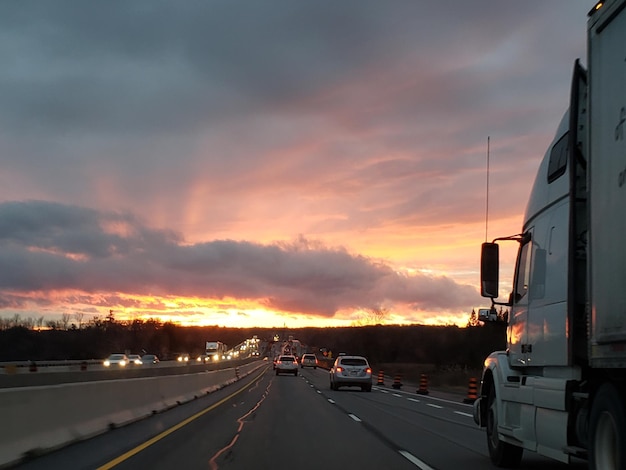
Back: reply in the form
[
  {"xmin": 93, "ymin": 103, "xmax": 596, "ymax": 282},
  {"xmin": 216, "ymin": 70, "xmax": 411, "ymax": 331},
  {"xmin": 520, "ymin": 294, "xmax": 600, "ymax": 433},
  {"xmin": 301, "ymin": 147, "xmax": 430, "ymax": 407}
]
[{"xmin": 13, "ymin": 365, "xmax": 588, "ymax": 470}]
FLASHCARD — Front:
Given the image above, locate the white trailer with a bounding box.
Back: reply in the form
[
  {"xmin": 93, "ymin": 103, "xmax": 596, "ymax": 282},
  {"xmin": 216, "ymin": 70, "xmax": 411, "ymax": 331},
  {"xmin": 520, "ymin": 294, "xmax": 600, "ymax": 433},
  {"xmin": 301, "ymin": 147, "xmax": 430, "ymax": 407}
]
[{"xmin": 475, "ymin": 2, "xmax": 626, "ymax": 469}]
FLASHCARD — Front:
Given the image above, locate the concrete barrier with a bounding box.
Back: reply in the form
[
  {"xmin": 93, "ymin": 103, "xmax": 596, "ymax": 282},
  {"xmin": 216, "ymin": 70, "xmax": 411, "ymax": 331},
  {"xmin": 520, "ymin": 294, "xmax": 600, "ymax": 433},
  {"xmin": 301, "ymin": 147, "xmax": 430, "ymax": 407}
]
[{"xmin": 0, "ymin": 361, "xmax": 266, "ymax": 467}]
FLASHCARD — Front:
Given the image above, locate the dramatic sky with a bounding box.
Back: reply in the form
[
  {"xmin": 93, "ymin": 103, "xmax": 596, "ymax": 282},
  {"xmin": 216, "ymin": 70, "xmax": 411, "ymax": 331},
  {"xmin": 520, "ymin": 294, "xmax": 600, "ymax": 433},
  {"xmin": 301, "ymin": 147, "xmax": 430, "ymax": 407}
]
[{"xmin": 0, "ymin": 1, "xmax": 594, "ymax": 328}]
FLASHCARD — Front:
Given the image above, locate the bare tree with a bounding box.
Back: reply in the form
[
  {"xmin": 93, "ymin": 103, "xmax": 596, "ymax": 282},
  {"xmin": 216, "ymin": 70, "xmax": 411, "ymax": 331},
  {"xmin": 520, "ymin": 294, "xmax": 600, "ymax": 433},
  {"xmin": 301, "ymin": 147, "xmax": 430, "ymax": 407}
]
[
  {"xmin": 74, "ymin": 312, "xmax": 85, "ymax": 329},
  {"xmin": 467, "ymin": 309, "xmax": 480, "ymax": 327},
  {"xmin": 61, "ymin": 313, "xmax": 71, "ymax": 330},
  {"xmin": 351, "ymin": 307, "xmax": 390, "ymax": 326}
]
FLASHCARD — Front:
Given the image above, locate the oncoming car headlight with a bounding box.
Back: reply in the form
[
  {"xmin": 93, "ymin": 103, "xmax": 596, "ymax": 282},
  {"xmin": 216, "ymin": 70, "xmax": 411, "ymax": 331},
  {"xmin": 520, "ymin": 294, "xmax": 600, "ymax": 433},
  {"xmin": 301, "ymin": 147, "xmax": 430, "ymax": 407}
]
[{"xmin": 104, "ymin": 360, "xmax": 110, "ymax": 367}]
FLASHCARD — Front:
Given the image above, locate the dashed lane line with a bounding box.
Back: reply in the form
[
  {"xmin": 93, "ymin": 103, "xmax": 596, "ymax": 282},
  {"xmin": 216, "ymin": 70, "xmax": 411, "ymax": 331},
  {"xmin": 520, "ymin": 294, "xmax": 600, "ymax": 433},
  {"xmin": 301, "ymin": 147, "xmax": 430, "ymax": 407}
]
[{"xmin": 399, "ymin": 450, "xmax": 437, "ymax": 470}]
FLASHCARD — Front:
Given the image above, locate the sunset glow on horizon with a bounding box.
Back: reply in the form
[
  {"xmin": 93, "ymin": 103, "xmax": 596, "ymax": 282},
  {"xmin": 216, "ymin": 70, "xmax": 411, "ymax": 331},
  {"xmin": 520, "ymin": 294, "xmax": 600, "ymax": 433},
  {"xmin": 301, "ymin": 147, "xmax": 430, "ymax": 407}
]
[{"xmin": 0, "ymin": 1, "xmax": 593, "ymax": 329}]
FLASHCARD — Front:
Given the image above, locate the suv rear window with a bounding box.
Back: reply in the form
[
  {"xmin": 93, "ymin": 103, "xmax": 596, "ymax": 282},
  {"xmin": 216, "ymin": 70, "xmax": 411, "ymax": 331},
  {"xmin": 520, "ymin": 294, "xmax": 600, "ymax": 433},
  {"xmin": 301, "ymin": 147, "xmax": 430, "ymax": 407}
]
[
  {"xmin": 340, "ymin": 358, "xmax": 367, "ymax": 366},
  {"xmin": 303, "ymin": 355, "xmax": 315, "ymax": 360},
  {"xmin": 279, "ymin": 356, "xmax": 294, "ymax": 362}
]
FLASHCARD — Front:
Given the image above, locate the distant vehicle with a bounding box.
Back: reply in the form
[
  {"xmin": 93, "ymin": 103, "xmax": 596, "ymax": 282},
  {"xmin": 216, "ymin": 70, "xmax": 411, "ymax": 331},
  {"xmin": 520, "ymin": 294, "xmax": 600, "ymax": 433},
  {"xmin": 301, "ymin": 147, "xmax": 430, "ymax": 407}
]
[
  {"xmin": 280, "ymin": 338, "xmax": 302, "ymax": 358},
  {"xmin": 329, "ymin": 355, "xmax": 372, "ymax": 392},
  {"xmin": 477, "ymin": 308, "xmax": 497, "ymax": 322},
  {"xmin": 176, "ymin": 353, "xmax": 190, "ymax": 363},
  {"xmin": 103, "ymin": 353, "xmax": 128, "ymax": 367},
  {"xmin": 196, "ymin": 354, "xmax": 210, "ymax": 363},
  {"xmin": 275, "ymin": 355, "xmax": 298, "ymax": 376},
  {"xmin": 300, "ymin": 354, "xmax": 317, "ymax": 369},
  {"xmin": 141, "ymin": 354, "xmax": 159, "ymax": 364},
  {"xmin": 205, "ymin": 341, "xmax": 228, "ymax": 361},
  {"xmin": 127, "ymin": 354, "xmax": 143, "ymax": 365}
]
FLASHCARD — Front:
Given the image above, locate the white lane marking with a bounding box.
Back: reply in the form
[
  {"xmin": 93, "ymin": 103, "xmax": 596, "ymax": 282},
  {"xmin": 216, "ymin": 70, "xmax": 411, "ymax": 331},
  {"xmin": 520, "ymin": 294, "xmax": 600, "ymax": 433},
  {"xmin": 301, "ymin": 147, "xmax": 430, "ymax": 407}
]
[
  {"xmin": 427, "ymin": 403, "xmax": 443, "ymax": 409},
  {"xmin": 454, "ymin": 411, "xmax": 473, "ymax": 418},
  {"xmin": 317, "ymin": 390, "xmax": 322, "ymax": 394},
  {"xmin": 378, "ymin": 389, "xmax": 389, "ymax": 393},
  {"xmin": 348, "ymin": 414, "xmax": 362, "ymax": 422},
  {"xmin": 385, "ymin": 388, "xmax": 472, "ymax": 407},
  {"xmin": 328, "ymin": 399, "xmax": 336, "ymax": 404},
  {"xmin": 399, "ymin": 450, "xmax": 436, "ymax": 470},
  {"xmin": 393, "ymin": 393, "xmax": 402, "ymax": 397},
  {"xmin": 407, "ymin": 398, "xmax": 420, "ymax": 403}
]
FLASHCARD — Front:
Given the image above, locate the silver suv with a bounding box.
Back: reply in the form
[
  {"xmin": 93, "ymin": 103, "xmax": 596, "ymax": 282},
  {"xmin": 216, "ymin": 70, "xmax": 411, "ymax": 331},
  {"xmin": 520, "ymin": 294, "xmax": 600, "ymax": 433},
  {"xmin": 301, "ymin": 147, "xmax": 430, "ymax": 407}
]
[
  {"xmin": 300, "ymin": 354, "xmax": 318, "ymax": 369},
  {"xmin": 275, "ymin": 355, "xmax": 298, "ymax": 376},
  {"xmin": 329, "ymin": 355, "xmax": 372, "ymax": 392}
]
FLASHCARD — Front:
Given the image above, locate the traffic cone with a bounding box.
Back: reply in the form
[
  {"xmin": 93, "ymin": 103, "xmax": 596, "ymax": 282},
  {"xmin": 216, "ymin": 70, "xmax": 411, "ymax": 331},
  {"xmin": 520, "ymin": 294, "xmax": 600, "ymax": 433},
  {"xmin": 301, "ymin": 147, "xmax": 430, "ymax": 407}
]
[
  {"xmin": 416, "ymin": 373, "xmax": 429, "ymax": 395},
  {"xmin": 377, "ymin": 370, "xmax": 385, "ymax": 386},
  {"xmin": 392, "ymin": 373, "xmax": 402, "ymax": 389},
  {"xmin": 463, "ymin": 377, "xmax": 478, "ymax": 403}
]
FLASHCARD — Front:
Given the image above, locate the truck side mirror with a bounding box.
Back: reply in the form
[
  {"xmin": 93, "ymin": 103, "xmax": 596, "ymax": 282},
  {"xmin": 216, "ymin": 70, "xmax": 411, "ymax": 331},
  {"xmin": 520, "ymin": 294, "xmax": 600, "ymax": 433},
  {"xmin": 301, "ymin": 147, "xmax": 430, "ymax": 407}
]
[{"xmin": 481, "ymin": 242, "xmax": 499, "ymax": 298}]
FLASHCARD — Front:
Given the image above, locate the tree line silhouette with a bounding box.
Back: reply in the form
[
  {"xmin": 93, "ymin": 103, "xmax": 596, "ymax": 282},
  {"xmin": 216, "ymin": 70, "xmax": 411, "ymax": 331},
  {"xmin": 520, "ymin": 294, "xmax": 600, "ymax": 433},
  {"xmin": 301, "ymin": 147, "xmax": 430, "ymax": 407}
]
[{"xmin": 0, "ymin": 313, "xmax": 506, "ymax": 370}]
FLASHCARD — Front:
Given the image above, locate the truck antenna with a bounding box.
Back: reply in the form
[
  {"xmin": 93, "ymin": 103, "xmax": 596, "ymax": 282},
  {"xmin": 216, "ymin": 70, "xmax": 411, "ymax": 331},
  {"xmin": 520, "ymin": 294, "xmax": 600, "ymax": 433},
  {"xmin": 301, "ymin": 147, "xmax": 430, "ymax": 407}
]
[{"xmin": 485, "ymin": 136, "xmax": 490, "ymax": 243}]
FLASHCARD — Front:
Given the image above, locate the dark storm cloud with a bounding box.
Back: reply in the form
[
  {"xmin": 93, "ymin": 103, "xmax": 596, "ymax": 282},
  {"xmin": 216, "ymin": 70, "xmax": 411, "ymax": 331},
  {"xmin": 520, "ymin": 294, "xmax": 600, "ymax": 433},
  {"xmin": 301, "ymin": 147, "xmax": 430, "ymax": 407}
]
[
  {"xmin": 0, "ymin": 1, "xmax": 586, "ymax": 136},
  {"xmin": 0, "ymin": 201, "xmax": 477, "ymax": 316}
]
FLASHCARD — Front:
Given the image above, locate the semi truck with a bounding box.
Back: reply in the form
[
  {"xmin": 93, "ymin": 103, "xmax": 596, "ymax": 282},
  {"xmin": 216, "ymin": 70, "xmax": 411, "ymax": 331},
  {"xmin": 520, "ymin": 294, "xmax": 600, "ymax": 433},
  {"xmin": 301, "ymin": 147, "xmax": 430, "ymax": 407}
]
[
  {"xmin": 474, "ymin": 1, "xmax": 626, "ymax": 469},
  {"xmin": 205, "ymin": 341, "xmax": 228, "ymax": 361}
]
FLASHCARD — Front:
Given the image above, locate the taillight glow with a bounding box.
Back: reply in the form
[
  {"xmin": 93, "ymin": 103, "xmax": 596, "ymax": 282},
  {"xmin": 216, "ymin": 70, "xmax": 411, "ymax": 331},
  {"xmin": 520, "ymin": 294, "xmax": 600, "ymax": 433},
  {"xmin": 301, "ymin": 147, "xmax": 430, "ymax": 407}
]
[
  {"xmin": 336, "ymin": 366, "xmax": 343, "ymax": 372},
  {"xmin": 365, "ymin": 367, "xmax": 372, "ymax": 374}
]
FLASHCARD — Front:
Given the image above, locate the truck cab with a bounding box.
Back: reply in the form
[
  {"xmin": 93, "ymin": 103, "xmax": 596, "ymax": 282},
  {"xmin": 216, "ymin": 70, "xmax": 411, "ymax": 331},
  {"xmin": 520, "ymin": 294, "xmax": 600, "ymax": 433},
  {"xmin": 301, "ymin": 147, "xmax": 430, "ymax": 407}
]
[{"xmin": 474, "ymin": 2, "xmax": 626, "ymax": 468}]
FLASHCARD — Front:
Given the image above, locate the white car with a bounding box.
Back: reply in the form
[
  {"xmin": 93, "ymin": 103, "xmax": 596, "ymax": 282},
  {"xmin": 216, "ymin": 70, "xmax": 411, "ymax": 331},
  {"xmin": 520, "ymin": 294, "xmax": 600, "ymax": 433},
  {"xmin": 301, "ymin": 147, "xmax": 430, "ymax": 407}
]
[
  {"xmin": 275, "ymin": 355, "xmax": 298, "ymax": 376},
  {"xmin": 127, "ymin": 354, "xmax": 143, "ymax": 365},
  {"xmin": 103, "ymin": 353, "xmax": 129, "ymax": 367}
]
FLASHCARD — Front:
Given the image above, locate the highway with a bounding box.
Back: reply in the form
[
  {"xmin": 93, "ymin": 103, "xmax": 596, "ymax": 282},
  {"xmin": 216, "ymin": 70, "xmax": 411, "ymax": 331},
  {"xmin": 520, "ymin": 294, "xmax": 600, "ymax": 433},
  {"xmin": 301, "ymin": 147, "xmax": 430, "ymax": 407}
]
[{"xmin": 12, "ymin": 365, "xmax": 587, "ymax": 470}]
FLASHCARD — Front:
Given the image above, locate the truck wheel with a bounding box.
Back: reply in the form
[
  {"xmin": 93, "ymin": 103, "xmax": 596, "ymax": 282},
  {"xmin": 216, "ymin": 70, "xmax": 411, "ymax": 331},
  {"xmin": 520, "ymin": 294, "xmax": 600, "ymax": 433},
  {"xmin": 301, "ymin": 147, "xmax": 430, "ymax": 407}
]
[
  {"xmin": 589, "ymin": 383, "xmax": 625, "ymax": 470},
  {"xmin": 486, "ymin": 381, "xmax": 523, "ymax": 468}
]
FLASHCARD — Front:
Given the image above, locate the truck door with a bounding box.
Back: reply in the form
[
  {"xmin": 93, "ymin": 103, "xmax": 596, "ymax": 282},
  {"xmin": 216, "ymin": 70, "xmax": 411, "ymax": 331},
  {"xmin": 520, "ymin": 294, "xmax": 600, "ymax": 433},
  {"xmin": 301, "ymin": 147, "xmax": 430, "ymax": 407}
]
[{"xmin": 508, "ymin": 230, "xmax": 533, "ymax": 366}]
